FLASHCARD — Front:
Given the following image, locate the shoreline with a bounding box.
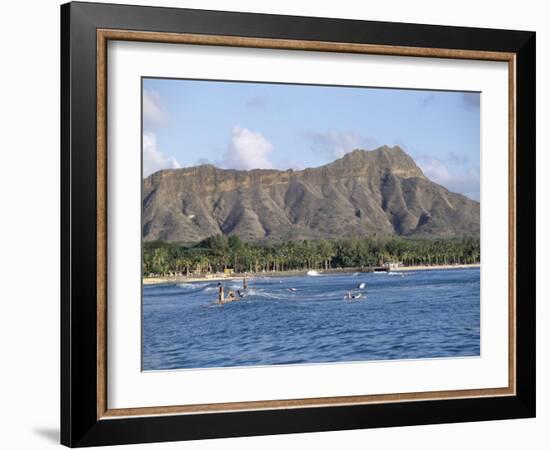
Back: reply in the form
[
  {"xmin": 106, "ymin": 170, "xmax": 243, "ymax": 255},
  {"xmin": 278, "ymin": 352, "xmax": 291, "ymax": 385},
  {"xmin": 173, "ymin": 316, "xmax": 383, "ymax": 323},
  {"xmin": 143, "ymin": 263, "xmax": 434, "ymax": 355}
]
[
  {"xmin": 143, "ymin": 263, "xmax": 480, "ymax": 286},
  {"xmin": 393, "ymin": 263, "xmax": 480, "ymax": 272}
]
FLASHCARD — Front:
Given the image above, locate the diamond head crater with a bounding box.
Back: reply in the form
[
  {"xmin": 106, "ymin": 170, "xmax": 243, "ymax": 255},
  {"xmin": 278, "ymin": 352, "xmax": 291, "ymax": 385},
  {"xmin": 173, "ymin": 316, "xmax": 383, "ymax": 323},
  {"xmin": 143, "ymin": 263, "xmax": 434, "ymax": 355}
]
[{"xmin": 142, "ymin": 146, "xmax": 480, "ymax": 282}]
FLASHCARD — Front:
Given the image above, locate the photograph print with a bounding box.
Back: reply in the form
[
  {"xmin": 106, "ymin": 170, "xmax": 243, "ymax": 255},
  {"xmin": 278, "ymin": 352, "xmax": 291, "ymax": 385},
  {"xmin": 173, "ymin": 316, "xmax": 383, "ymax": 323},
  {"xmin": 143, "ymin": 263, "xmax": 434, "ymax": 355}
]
[{"xmin": 141, "ymin": 78, "xmax": 481, "ymax": 371}]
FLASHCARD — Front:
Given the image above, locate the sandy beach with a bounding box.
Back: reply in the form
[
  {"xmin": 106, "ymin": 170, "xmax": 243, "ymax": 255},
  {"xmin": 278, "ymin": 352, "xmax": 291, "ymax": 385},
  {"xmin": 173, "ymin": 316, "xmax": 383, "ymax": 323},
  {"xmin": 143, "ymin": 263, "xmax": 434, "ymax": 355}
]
[
  {"xmin": 142, "ymin": 263, "xmax": 480, "ymax": 285},
  {"xmin": 143, "ymin": 268, "xmax": 353, "ymax": 285},
  {"xmin": 143, "ymin": 274, "xmax": 243, "ymax": 285},
  {"xmin": 393, "ymin": 263, "xmax": 480, "ymax": 272}
]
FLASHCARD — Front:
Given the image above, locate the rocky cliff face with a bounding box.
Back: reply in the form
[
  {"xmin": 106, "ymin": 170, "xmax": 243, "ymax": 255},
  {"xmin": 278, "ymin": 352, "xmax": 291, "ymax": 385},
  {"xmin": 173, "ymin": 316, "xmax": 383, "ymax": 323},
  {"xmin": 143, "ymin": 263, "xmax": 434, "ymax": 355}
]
[{"xmin": 142, "ymin": 146, "xmax": 480, "ymax": 242}]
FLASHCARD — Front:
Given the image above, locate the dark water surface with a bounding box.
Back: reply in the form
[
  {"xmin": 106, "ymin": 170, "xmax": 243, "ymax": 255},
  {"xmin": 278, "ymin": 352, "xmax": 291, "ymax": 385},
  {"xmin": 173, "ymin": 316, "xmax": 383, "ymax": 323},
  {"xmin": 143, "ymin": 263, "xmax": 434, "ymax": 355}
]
[{"xmin": 142, "ymin": 268, "xmax": 480, "ymax": 370}]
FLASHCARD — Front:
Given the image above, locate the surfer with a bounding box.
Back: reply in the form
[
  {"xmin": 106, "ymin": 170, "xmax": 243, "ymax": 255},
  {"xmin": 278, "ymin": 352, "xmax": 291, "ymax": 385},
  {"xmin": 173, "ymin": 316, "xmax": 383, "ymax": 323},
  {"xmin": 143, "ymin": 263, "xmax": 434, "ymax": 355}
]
[
  {"xmin": 243, "ymin": 277, "xmax": 248, "ymax": 290},
  {"xmin": 217, "ymin": 282, "xmax": 224, "ymax": 305}
]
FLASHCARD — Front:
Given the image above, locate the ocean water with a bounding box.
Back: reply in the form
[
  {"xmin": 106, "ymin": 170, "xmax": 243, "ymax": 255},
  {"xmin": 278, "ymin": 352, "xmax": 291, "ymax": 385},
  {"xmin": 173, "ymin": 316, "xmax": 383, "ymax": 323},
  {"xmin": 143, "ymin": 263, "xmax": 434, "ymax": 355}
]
[{"xmin": 142, "ymin": 268, "xmax": 480, "ymax": 370}]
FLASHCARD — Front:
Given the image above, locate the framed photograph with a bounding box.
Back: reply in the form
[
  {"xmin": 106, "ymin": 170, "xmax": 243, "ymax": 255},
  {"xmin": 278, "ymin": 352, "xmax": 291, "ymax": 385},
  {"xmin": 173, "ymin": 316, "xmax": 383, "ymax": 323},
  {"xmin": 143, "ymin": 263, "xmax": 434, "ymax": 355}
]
[{"xmin": 61, "ymin": 1, "xmax": 535, "ymax": 447}]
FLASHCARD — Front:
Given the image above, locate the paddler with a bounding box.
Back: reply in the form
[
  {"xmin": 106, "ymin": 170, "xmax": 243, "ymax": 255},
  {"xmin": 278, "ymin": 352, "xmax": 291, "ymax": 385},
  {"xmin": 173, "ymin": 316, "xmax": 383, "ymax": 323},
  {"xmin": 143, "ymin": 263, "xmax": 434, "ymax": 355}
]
[{"xmin": 217, "ymin": 282, "xmax": 224, "ymax": 305}]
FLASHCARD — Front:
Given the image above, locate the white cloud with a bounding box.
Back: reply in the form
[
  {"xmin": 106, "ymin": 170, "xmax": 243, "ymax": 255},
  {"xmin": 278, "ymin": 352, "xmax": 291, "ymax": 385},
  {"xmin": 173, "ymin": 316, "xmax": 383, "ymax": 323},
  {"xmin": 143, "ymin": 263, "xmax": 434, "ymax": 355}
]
[
  {"xmin": 417, "ymin": 156, "xmax": 480, "ymax": 201},
  {"xmin": 221, "ymin": 126, "xmax": 274, "ymax": 170},
  {"xmin": 448, "ymin": 151, "xmax": 469, "ymax": 165},
  {"xmin": 143, "ymin": 89, "xmax": 166, "ymax": 126},
  {"xmin": 418, "ymin": 157, "xmax": 451, "ymax": 182},
  {"xmin": 305, "ymin": 131, "xmax": 378, "ymax": 161},
  {"xmin": 143, "ymin": 131, "xmax": 181, "ymax": 177}
]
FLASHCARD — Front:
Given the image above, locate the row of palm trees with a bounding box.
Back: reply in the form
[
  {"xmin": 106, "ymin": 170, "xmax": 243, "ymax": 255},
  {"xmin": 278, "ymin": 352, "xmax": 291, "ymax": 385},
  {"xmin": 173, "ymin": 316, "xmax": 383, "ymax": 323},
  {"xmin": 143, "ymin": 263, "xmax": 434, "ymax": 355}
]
[{"xmin": 143, "ymin": 235, "xmax": 480, "ymax": 277}]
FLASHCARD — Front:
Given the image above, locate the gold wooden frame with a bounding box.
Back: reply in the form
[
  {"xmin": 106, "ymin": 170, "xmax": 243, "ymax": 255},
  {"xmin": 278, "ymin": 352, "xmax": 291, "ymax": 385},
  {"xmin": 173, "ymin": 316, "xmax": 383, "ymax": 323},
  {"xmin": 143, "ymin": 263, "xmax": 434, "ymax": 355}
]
[{"xmin": 96, "ymin": 29, "xmax": 516, "ymax": 420}]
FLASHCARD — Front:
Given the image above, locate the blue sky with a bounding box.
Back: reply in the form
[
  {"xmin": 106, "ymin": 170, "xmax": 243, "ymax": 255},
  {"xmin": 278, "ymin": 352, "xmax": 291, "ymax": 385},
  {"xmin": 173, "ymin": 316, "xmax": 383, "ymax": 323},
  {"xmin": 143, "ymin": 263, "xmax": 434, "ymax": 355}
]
[{"xmin": 143, "ymin": 78, "xmax": 480, "ymax": 201}]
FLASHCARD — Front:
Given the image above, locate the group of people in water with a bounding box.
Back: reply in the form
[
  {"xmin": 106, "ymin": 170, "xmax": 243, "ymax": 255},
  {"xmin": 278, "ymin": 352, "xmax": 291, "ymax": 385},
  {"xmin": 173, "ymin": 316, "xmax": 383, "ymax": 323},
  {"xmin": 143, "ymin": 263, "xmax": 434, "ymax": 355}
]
[
  {"xmin": 216, "ymin": 276, "xmax": 367, "ymax": 305},
  {"xmin": 217, "ymin": 277, "xmax": 248, "ymax": 305}
]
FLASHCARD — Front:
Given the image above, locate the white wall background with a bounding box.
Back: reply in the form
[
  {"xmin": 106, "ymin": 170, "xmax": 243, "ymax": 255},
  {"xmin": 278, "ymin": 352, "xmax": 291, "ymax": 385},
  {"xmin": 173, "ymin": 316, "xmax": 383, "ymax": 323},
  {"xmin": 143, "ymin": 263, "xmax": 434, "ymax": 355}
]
[{"xmin": 0, "ymin": 0, "xmax": 546, "ymax": 448}]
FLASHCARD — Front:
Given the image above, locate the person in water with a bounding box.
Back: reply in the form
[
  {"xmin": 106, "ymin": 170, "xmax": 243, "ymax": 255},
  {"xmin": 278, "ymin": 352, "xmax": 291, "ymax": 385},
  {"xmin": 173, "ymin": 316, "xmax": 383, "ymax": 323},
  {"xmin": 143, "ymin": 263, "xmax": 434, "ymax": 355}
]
[
  {"xmin": 243, "ymin": 277, "xmax": 248, "ymax": 290},
  {"xmin": 217, "ymin": 282, "xmax": 224, "ymax": 305}
]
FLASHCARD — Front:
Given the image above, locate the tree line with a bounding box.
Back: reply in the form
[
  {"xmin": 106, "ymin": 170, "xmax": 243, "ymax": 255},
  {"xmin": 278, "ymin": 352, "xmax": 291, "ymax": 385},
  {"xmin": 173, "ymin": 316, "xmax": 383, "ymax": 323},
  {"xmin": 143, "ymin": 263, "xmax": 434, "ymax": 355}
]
[{"xmin": 143, "ymin": 235, "xmax": 480, "ymax": 277}]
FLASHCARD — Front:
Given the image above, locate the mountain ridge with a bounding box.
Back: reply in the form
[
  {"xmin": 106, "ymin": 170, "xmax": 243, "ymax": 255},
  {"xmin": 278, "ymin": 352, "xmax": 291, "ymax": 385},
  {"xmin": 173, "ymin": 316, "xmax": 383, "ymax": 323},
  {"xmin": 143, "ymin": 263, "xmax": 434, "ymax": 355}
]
[{"xmin": 143, "ymin": 146, "xmax": 479, "ymax": 242}]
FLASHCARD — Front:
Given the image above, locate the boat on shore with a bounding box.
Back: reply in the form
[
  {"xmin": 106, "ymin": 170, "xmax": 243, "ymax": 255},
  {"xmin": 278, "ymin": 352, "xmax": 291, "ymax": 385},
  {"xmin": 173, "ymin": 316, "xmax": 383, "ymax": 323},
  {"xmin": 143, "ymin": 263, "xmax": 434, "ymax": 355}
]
[{"xmin": 307, "ymin": 270, "xmax": 322, "ymax": 276}]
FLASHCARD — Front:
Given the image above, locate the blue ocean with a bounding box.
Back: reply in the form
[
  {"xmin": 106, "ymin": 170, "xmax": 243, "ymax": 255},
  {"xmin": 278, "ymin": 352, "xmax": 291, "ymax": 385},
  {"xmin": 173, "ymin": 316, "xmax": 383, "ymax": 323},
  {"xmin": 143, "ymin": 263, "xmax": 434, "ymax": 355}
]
[{"xmin": 142, "ymin": 268, "xmax": 480, "ymax": 370}]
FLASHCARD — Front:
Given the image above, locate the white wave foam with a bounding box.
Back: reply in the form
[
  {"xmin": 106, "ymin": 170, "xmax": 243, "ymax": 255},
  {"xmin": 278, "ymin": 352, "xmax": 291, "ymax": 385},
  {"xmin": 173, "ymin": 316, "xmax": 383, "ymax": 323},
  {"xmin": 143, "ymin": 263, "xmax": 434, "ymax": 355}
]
[{"xmin": 177, "ymin": 282, "xmax": 207, "ymax": 290}]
